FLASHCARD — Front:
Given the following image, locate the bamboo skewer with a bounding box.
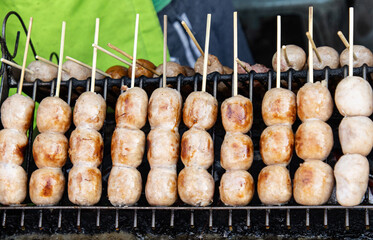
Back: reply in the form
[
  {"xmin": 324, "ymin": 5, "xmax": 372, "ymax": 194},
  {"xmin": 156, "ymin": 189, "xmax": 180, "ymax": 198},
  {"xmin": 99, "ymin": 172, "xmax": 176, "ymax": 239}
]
[
  {"xmin": 55, "ymin": 21, "xmax": 66, "ymax": 98},
  {"xmin": 107, "ymin": 43, "xmax": 160, "ymax": 76},
  {"xmin": 337, "ymin": 31, "xmax": 357, "ymax": 60},
  {"xmin": 233, "ymin": 11, "xmax": 238, "ymax": 96},
  {"xmin": 91, "ymin": 18, "xmax": 100, "ymax": 93},
  {"xmin": 305, "ymin": 32, "xmax": 322, "ymax": 63},
  {"xmin": 131, "ymin": 14, "xmax": 139, "ymax": 89},
  {"xmin": 349, "ymin": 7, "xmax": 354, "ymax": 77},
  {"xmin": 276, "ymin": 15, "xmax": 281, "ymax": 88},
  {"xmin": 18, "ymin": 17, "xmax": 33, "ymax": 94},
  {"xmin": 65, "ymin": 56, "xmax": 110, "ymax": 77},
  {"xmin": 202, "ymin": 14, "xmax": 211, "ymax": 92},
  {"xmin": 36, "ymin": 55, "xmax": 69, "ymax": 73},
  {"xmin": 282, "ymin": 45, "xmax": 291, "ymax": 66},
  {"xmin": 92, "ymin": 44, "xmax": 133, "ymax": 67},
  {"xmin": 0, "ymin": 58, "xmax": 34, "ymax": 74},
  {"xmin": 236, "ymin": 58, "xmax": 251, "ymax": 73},
  {"xmin": 163, "ymin": 15, "xmax": 167, "ymax": 88},
  {"xmin": 308, "ymin": 6, "xmax": 314, "ymax": 83}
]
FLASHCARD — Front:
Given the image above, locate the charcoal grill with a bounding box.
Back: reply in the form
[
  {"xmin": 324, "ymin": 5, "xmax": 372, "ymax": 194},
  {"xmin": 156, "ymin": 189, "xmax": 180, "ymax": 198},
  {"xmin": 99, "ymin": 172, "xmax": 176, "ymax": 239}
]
[{"xmin": 1, "ymin": 11, "xmax": 373, "ymax": 238}]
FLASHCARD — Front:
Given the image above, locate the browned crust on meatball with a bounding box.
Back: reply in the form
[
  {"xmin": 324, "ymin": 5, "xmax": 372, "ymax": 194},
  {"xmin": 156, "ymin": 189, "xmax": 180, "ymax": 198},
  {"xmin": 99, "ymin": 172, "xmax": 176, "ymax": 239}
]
[
  {"xmin": 128, "ymin": 59, "xmax": 156, "ymax": 78},
  {"xmin": 106, "ymin": 65, "xmax": 128, "ymax": 79},
  {"xmin": 221, "ymin": 95, "xmax": 253, "ymax": 133}
]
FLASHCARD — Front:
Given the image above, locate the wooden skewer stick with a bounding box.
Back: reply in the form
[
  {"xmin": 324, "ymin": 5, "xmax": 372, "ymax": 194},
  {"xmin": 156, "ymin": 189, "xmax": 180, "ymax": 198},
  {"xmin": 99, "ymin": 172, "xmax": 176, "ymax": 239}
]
[
  {"xmin": 163, "ymin": 15, "xmax": 167, "ymax": 88},
  {"xmin": 92, "ymin": 44, "xmax": 133, "ymax": 67},
  {"xmin": 130, "ymin": 14, "xmax": 139, "ymax": 89},
  {"xmin": 308, "ymin": 6, "xmax": 314, "ymax": 84},
  {"xmin": 276, "ymin": 15, "xmax": 281, "ymax": 88},
  {"xmin": 282, "ymin": 45, "xmax": 291, "ymax": 66},
  {"xmin": 305, "ymin": 32, "xmax": 322, "ymax": 63},
  {"xmin": 18, "ymin": 17, "xmax": 33, "ymax": 94},
  {"xmin": 55, "ymin": 21, "xmax": 66, "ymax": 98},
  {"xmin": 202, "ymin": 14, "xmax": 211, "ymax": 92},
  {"xmin": 91, "ymin": 18, "xmax": 99, "ymax": 93},
  {"xmin": 337, "ymin": 31, "xmax": 357, "ymax": 60},
  {"xmin": 233, "ymin": 11, "xmax": 238, "ymax": 96},
  {"xmin": 36, "ymin": 55, "xmax": 69, "ymax": 73},
  {"xmin": 236, "ymin": 58, "xmax": 251, "ymax": 73},
  {"xmin": 1, "ymin": 58, "xmax": 34, "ymax": 74},
  {"xmin": 348, "ymin": 7, "xmax": 354, "ymax": 77},
  {"xmin": 107, "ymin": 43, "xmax": 160, "ymax": 76},
  {"xmin": 65, "ymin": 56, "xmax": 111, "ymax": 77}
]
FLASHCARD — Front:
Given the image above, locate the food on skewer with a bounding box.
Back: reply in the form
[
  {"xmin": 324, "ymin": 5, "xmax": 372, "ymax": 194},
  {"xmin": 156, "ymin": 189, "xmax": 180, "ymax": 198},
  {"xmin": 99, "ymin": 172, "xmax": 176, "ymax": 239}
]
[
  {"xmin": 153, "ymin": 61, "xmax": 186, "ymax": 78},
  {"xmin": 62, "ymin": 60, "xmax": 105, "ymax": 81},
  {"xmin": 128, "ymin": 59, "xmax": 157, "ymax": 78},
  {"xmin": 223, "ymin": 66, "xmax": 233, "ymax": 74},
  {"xmin": 293, "ymin": 160, "xmax": 334, "ymax": 205},
  {"xmin": 0, "ymin": 129, "xmax": 28, "ymax": 165},
  {"xmin": 194, "ymin": 54, "xmax": 224, "ymax": 75},
  {"xmin": 340, "ymin": 45, "xmax": 373, "ymax": 68},
  {"xmin": 237, "ymin": 60, "xmax": 270, "ymax": 74},
  {"xmin": 183, "ymin": 65, "xmax": 195, "ymax": 76},
  {"xmin": 309, "ymin": 46, "xmax": 339, "ymax": 70},
  {"xmin": 106, "ymin": 65, "xmax": 128, "ymax": 79},
  {"xmin": 272, "ymin": 44, "xmax": 306, "ymax": 71},
  {"xmin": 25, "ymin": 60, "xmax": 57, "ymax": 82}
]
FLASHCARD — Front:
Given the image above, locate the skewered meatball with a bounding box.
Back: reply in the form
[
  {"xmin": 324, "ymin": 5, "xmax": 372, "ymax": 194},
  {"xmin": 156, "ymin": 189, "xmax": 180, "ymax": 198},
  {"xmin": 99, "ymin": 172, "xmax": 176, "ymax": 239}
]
[
  {"xmin": 194, "ymin": 54, "xmax": 224, "ymax": 75},
  {"xmin": 73, "ymin": 91, "xmax": 106, "ymax": 131},
  {"xmin": 340, "ymin": 45, "xmax": 373, "ymax": 68},
  {"xmin": 272, "ymin": 44, "xmax": 306, "ymax": 71},
  {"xmin": 36, "ymin": 96, "xmax": 72, "ymax": 133},
  {"xmin": 154, "ymin": 62, "xmax": 186, "ymax": 77},
  {"xmin": 147, "ymin": 128, "xmax": 179, "ymax": 167},
  {"xmin": 220, "ymin": 132, "xmax": 253, "ymax": 170},
  {"xmin": 25, "ymin": 60, "xmax": 57, "ymax": 82},
  {"xmin": 0, "ymin": 164, "xmax": 27, "ymax": 205},
  {"xmin": 221, "ymin": 95, "xmax": 253, "ymax": 133},
  {"xmin": 183, "ymin": 66, "xmax": 195, "ymax": 76},
  {"xmin": 129, "ymin": 59, "xmax": 157, "ymax": 78},
  {"xmin": 183, "ymin": 91, "xmax": 218, "ymax": 130},
  {"xmin": 219, "ymin": 170, "xmax": 254, "ymax": 206},
  {"xmin": 0, "ymin": 129, "xmax": 28, "ymax": 165},
  {"xmin": 106, "ymin": 65, "xmax": 128, "ymax": 79},
  {"xmin": 145, "ymin": 167, "xmax": 177, "ymax": 206},
  {"xmin": 309, "ymin": 46, "xmax": 339, "ymax": 70},
  {"xmin": 293, "ymin": 160, "xmax": 334, "ymax": 205},
  {"xmin": 62, "ymin": 60, "xmax": 105, "ymax": 81}
]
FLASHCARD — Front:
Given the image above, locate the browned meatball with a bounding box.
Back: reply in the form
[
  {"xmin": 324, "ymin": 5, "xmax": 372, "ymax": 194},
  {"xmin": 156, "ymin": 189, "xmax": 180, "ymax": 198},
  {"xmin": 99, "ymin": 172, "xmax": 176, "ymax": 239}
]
[
  {"xmin": 73, "ymin": 91, "xmax": 106, "ymax": 131},
  {"xmin": 1, "ymin": 94, "xmax": 35, "ymax": 133},
  {"xmin": 62, "ymin": 60, "xmax": 106, "ymax": 81},
  {"xmin": 272, "ymin": 44, "xmax": 306, "ymax": 71},
  {"xmin": 183, "ymin": 91, "xmax": 218, "ymax": 130},
  {"xmin": 194, "ymin": 54, "xmax": 224, "ymax": 75},
  {"xmin": 0, "ymin": 129, "xmax": 28, "ymax": 165},
  {"xmin": 0, "ymin": 164, "xmax": 27, "ymax": 205},
  {"xmin": 29, "ymin": 168, "xmax": 65, "ymax": 206},
  {"xmin": 260, "ymin": 124, "xmax": 294, "ymax": 166},
  {"xmin": 297, "ymin": 81, "xmax": 333, "ymax": 122},
  {"xmin": 145, "ymin": 167, "xmax": 177, "ymax": 206},
  {"xmin": 221, "ymin": 95, "xmax": 253, "ymax": 133},
  {"xmin": 106, "ymin": 65, "xmax": 128, "ymax": 79},
  {"xmin": 340, "ymin": 45, "xmax": 373, "ymax": 68},
  {"xmin": 69, "ymin": 127, "xmax": 104, "ymax": 168},
  {"xmin": 219, "ymin": 170, "xmax": 254, "ymax": 206},
  {"xmin": 37, "ymin": 96, "xmax": 72, "ymax": 133},
  {"xmin": 220, "ymin": 132, "xmax": 253, "ymax": 170},
  {"xmin": 147, "ymin": 128, "xmax": 179, "ymax": 167},
  {"xmin": 129, "ymin": 59, "xmax": 156, "ymax": 78},
  {"xmin": 115, "ymin": 87, "xmax": 148, "ymax": 129},
  {"xmin": 25, "ymin": 60, "xmax": 57, "ymax": 82},
  {"xmin": 148, "ymin": 87, "xmax": 182, "ymax": 129},
  {"xmin": 262, "ymin": 88, "xmax": 296, "ymax": 126},
  {"xmin": 309, "ymin": 46, "xmax": 339, "ymax": 70},
  {"xmin": 223, "ymin": 66, "xmax": 233, "ymax": 74},
  {"xmin": 33, "ymin": 132, "xmax": 68, "ymax": 169},
  {"xmin": 183, "ymin": 66, "xmax": 195, "ymax": 76},
  {"xmin": 154, "ymin": 62, "xmax": 186, "ymax": 78},
  {"xmin": 181, "ymin": 127, "xmax": 213, "ymax": 169}
]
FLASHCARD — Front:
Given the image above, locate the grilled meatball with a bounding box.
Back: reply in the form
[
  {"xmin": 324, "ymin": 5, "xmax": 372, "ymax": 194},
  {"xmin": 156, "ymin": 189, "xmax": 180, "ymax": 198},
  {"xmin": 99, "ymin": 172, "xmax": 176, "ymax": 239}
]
[
  {"xmin": 111, "ymin": 128, "xmax": 145, "ymax": 167},
  {"xmin": 260, "ymin": 124, "xmax": 294, "ymax": 166},
  {"xmin": 147, "ymin": 128, "xmax": 179, "ymax": 167},
  {"xmin": 339, "ymin": 116, "xmax": 373, "ymax": 156},
  {"xmin": 335, "ymin": 76, "xmax": 373, "ymax": 117},
  {"xmin": 183, "ymin": 91, "xmax": 218, "ymax": 130},
  {"xmin": 297, "ymin": 81, "xmax": 333, "ymax": 122},
  {"xmin": 128, "ymin": 59, "xmax": 156, "ymax": 78},
  {"xmin": 145, "ymin": 167, "xmax": 177, "ymax": 206},
  {"xmin": 73, "ymin": 91, "xmax": 106, "ymax": 131},
  {"xmin": 0, "ymin": 129, "xmax": 28, "ymax": 165},
  {"xmin": 148, "ymin": 88, "xmax": 182, "ymax": 129},
  {"xmin": 219, "ymin": 170, "xmax": 254, "ymax": 206},
  {"xmin": 340, "ymin": 45, "xmax": 373, "ymax": 68},
  {"xmin": 29, "ymin": 168, "xmax": 65, "ymax": 206},
  {"xmin": 272, "ymin": 44, "xmax": 306, "ymax": 71},
  {"xmin": 335, "ymin": 154, "xmax": 369, "ymax": 206},
  {"xmin": 115, "ymin": 87, "xmax": 148, "ymax": 129},
  {"xmin": 220, "ymin": 132, "xmax": 254, "ymax": 170},
  {"xmin": 68, "ymin": 165, "xmax": 102, "ymax": 206},
  {"xmin": 25, "ymin": 60, "xmax": 57, "ymax": 82},
  {"xmin": 257, "ymin": 165, "xmax": 292, "ymax": 205},
  {"xmin": 62, "ymin": 60, "xmax": 105, "ymax": 81},
  {"xmin": 262, "ymin": 88, "xmax": 296, "ymax": 126},
  {"xmin": 108, "ymin": 166, "xmax": 142, "ymax": 206},
  {"xmin": 154, "ymin": 62, "xmax": 186, "ymax": 78},
  {"xmin": 194, "ymin": 54, "xmax": 224, "ymax": 75},
  {"xmin": 295, "ymin": 119, "xmax": 333, "ymax": 161},
  {"xmin": 106, "ymin": 65, "xmax": 128, "ymax": 79},
  {"xmin": 36, "ymin": 96, "xmax": 72, "ymax": 133},
  {"xmin": 33, "ymin": 132, "xmax": 68, "ymax": 169},
  {"xmin": 183, "ymin": 66, "xmax": 195, "ymax": 76},
  {"xmin": 293, "ymin": 160, "xmax": 334, "ymax": 205},
  {"xmin": 223, "ymin": 66, "xmax": 233, "ymax": 74},
  {"xmin": 178, "ymin": 167, "xmax": 214, "ymax": 206},
  {"xmin": 309, "ymin": 46, "xmax": 339, "ymax": 70},
  {"xmin": 181, "ymin": 127, "xmax": 213, "ymax": 169},
  {"xmin": 1, "ymin": 94, "xmax": 35, "ymax": 133},
  {"xmin": 0, "ymin": 164, "xmax": 27, "ymax": 205},
  {"xmin": 69, "ymin": 127, "xmax": 104, "ymax": 168},
  {"xmin": 221, "ymin": 95, "xmax": 253, "ymax": 133}
]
